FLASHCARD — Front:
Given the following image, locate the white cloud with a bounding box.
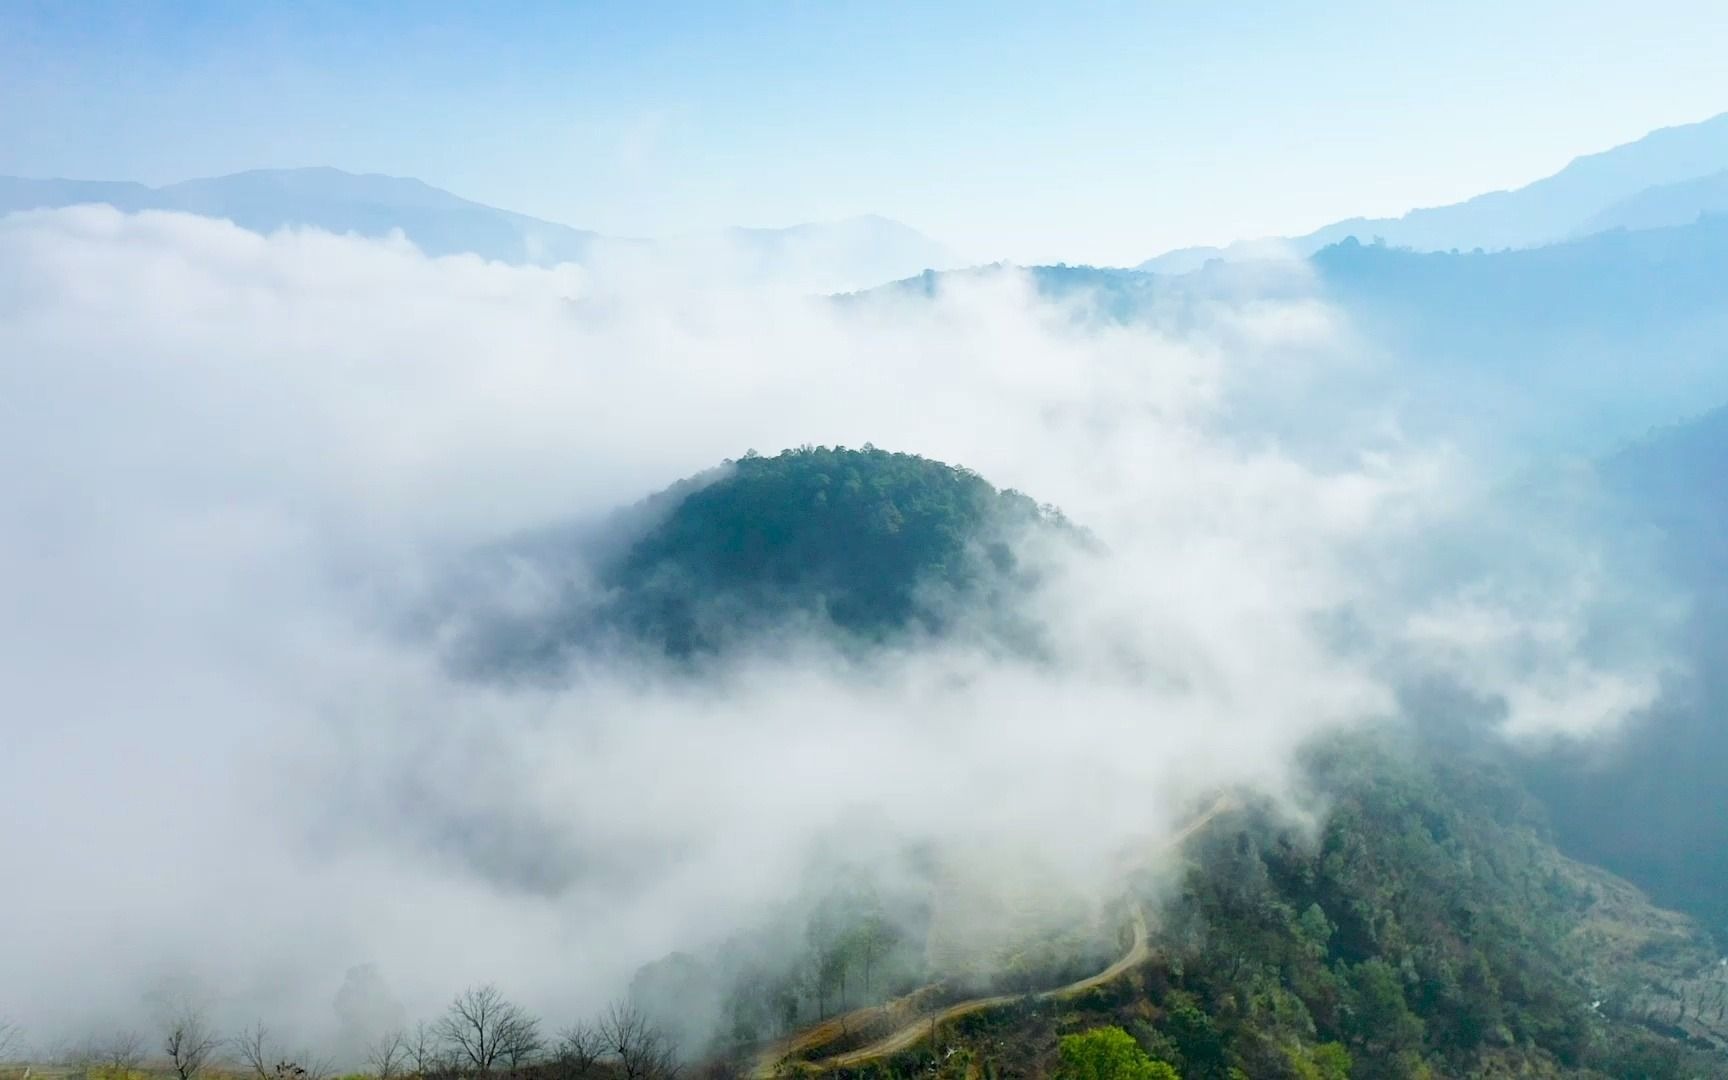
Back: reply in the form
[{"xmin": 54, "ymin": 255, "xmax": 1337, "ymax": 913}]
[{"xmin": 0, "ymin": 207, "xmax": 1667, "ymax": 1050}]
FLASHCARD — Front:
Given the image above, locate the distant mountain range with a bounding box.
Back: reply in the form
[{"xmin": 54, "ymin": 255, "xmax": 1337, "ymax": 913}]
[
  {"xmin": 1574, "ymin": 167, "xmax": 1728, "ymax": 235},
  {"xmin": 1138, "ymin": 110, "xmax": 1728, "ymax": 272},
  {"xmin": 0, "ymin": 166, "xmax": 962, "ymax": 291},
  {"xmin": 870, "ymin": 214, "xmax": 1728, "ymax": 462},
  {"xmin": 16, "ymin": 111, "xmax": 1727, "ymax": 289}
]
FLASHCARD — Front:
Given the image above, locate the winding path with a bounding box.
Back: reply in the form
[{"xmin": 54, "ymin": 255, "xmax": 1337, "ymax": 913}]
[{"xmin": 751, "ymin": 799, "xmax": 1228, "ymax": 1077}]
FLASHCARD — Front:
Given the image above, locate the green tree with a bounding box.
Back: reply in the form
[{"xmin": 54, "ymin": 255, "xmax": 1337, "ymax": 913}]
[
  {"xmin": 850, "ymin": 912, "xmax": 899, "ymax": 995},
  {"xmin": 1055, "ymin": 1026, "xmax": 1181, "ymax": 1080},
  {"xmin": 1309, "ymin": 1042, "xmax": 1352, "ymax": 1080},
  {"xmin": 1163, "ymin": 995, "xmax": 1228, "ymax": 1080},
  {"xmin": 1297, "ymin": 903, "xmax": 1334, "ymax": 958},
  {"xmin": 1344, "ymin": 959, "xmax": 1424, "ymax": 1062}
]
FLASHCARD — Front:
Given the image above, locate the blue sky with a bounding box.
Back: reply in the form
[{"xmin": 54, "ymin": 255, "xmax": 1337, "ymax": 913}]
[{"xmin": 3, "ymin": 0, "xmax": 1727, "ymax": 265}]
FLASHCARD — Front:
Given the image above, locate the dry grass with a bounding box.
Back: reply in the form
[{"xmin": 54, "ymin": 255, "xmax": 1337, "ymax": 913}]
[{"xmin": 1555, "ymin": 852, "xmax": 1728, "ymax": 1050}]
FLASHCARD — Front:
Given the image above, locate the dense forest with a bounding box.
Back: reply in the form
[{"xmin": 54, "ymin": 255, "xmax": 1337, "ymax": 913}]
[
  {"xmin": 603, "ymin": 445, "xmax": 1069, "ymax": 654},
  {"xmin": 451, "ymin": 446, "xmax": 1076, "ymax": 670}
]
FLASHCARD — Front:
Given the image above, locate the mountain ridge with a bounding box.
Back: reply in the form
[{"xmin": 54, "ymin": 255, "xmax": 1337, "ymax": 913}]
[
  {"xmin": 1573, "ymin": 167, "xmax": 1728, "ymax": 235},
  {"xmin": 0, "ymin": 166, "xmax": 960, "ymax": 289},
  {"xmin": 1137, "ymin": 110, "xmax": 1728, "ymax": 272}
]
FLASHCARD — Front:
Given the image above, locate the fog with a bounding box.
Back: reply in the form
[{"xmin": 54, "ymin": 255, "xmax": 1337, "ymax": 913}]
[{"xmin": 0, "ymin": 207, "xmax": 1672, "ymax": 1056}]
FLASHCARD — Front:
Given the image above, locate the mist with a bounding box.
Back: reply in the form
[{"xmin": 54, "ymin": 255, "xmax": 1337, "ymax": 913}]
[{"xmin": 0, "ymin": 206, "xmax": 1673, "ymax": 1057}]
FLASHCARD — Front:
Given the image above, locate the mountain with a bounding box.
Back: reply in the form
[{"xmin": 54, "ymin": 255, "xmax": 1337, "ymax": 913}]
[
  {"xmin": 0, "ymin": 168, "xmax": 960, "ymax": 288},
  {"xmin": 1573, "ymin": 168, "xmax": 1728, "ymax": 235},
  {"xmin": 0, "ymin": 166, "xmax": 609, "ymax": 265},
  {"xmin": 1300, "ymin": 221, "xmax": 1728, "ymax": 456},
  {"xmin": 444, "ymin": 446, "xmax": 1075, "ymax": 670},
  {"xmin": 0, "ymin": 175, "xmax": 155, "ymax": 211},
  {"xmin": 602, "ymin": 446, "xmax": 1066, "ymax": 653},
  {"xmin": 1138, "ymin": 111, "xmax": 1728, "ymax": 272},
  {"xmin": 430, "ymin": 444, "xmax": 1728, "ymax": 1076},
  {"xmin": 871, "ymin": 216, "xmax": 1728, "ymax": 460}
]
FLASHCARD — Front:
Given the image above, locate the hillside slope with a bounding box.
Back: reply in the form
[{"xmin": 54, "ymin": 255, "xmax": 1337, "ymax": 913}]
[{"xmin": 793, "ymin": 736, "xmax": 1728, "ymax": 1080}]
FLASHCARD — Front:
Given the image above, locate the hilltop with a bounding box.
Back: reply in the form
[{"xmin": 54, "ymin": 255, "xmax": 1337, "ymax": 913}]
[{"xmin": 448, "ymin": 446, "xmax": 1077, "ymax": 669}]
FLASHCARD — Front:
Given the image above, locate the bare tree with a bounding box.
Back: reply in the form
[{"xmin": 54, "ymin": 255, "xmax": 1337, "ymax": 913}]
[
  {"xmin": 406, "ymin": 1021, "xmax": 447, "ymax": 1079},
  {"xmin": 162, "ymin": 1006, "xmax": 220, "ymax": 1080},
  {"xmin": 0, "ymin": 1017, "xmax": 21, "ymax": 1063},
  {"xmin": 284, "ymin": 1052, "xmax": 334, "ymax": 1080},
  {"xmin": 365, "ymin": 1030, "xmax": 410, "ymax": 1080},
  {"xmin": 234, "ymin": 1028, "xmax": 331, "ymax": 1080},
  {"xmin": 69, "ymin": 1031, "xmax": 146, "ymax": 1079},
  {"xmin": 232, "ymin": 1022, "xmax": 276, "ymax": 1080},
  {"xmin": 596, "ymin": 1003, "xmax": 679, "ymax": 1080},
  {"xmin": 547, "ymin": 1025, "xmax": 603, "ymax": 1080},
  {"xmin": 497, "ymin": 1022, "xmax": 542, "ymax": 1076},
  {"xmin": 433, "ymin": 986, "xmax": 541, "ymax": 1077}
]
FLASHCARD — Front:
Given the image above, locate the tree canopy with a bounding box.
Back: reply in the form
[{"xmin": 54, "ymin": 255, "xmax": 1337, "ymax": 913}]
[
  {"xmin": 1056, "ymin": 1026, "xmax": 1181, "ymax": 1080},
  {"xmin": 603, "ymin": 445, "xmax": 1070, "ymax": 654}
]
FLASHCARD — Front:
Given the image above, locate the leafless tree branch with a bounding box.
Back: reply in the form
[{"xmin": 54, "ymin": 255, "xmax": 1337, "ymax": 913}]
[
  {"xmin": 286, "ymin": 1052, "xmax": 334, "ymax": 1080},
  {"xmin": 0, "ymin": 1018, "xmax": 21, "ymax": 1064},
  {"xmin": 548, "ymin": 1025, "xmax": 603, "ymax": 1080},
  {"xmin": 406, "ymin": 1021, "xmax": 448, "ymax": 1080},
  {"xmin": 433, "ymin": 986, "xmax": 540, "ymax": 1077},
  {"xmin": 232, "ymin": 1022, "xmax": 276, "ymax": 1080},
  {"xmin": 364, "ymin": 1030, "xmax": 410, "ymax": 1080},
  {"xmin": 67, "ymin": 1031, "xmax": 145, "ymax": 1079},
  {"xmin": 162, "ymin": 1006, "xmax": 219, "ymax": 1080},
  {"xmin": 596, "ymin": 1004, "xmax": 679, "ymax": 1080}
]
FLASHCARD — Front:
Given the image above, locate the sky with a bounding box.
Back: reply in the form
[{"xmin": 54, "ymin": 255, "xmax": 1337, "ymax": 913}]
[{"xmin": 4, "ymin": 1, "xmax": 1728, "ymax": 265}]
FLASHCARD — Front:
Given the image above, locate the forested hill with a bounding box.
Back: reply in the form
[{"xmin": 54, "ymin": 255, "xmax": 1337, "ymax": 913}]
[
  {"xmin": 430, "ymin": 442, "xmax": 1728, "ymax": 1078},
  {"xmin": 453, "ymin": 446, "xmax": 1077, "ymax": 669},
  {"xmin": 1050, "ymin": 735, "xmax": 1728, "ymax": 1080},
  {"xmin": 603, "ymin": 446, "xmax": 1072, "ymax": 655},
  {"xmin": 656, "ymin": 732, "xmax": 1728, "ymax": 1080}
]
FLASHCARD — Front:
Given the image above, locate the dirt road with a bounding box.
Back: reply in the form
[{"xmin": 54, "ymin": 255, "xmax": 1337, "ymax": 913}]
[
  {"xmin": 751, "ymin": 798, "xmax": 1229, "ymax": 1077},
  {"xmin": 815, "ymin": 905, "xmax": 1150, "ymax": 1070}
]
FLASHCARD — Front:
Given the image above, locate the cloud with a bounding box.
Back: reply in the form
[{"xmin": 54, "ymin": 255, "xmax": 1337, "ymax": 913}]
[{"xmin": 0, "ymin": 206, "xmax": 1669, "ymax": 1052}]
